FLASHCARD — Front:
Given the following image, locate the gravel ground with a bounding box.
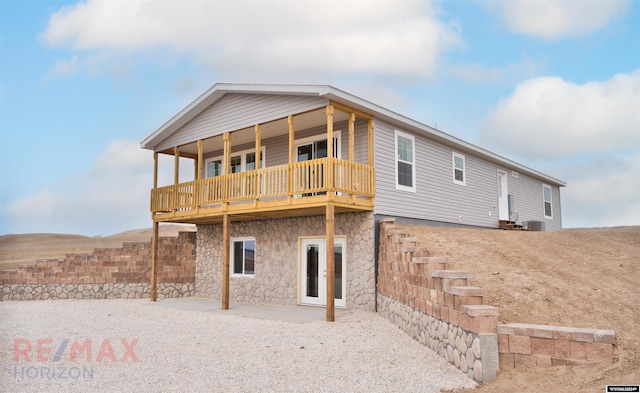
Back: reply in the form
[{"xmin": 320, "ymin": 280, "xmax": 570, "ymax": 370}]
[{"xmin": 1, "ymin": 299, "xmax": 477, "ymax": 392}]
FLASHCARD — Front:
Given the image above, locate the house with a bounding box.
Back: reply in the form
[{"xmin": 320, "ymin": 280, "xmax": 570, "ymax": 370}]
[{"xmin": 140, "ymin": 83, "xmax": 566, "ymax": 320}]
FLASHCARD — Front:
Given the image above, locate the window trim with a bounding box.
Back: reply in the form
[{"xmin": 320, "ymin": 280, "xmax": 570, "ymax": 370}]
[
  {"xmin": 394, "ymin": 130, "xmax": 416, "ymax": 192},
  {"xmin": 452, "ymin": 152, "xmax": 466, "ymax": 186},
  {"xmin": 543, "ymin": 184, "xmax": 553, "ymax": 219},
  {"xmin": 230, "ymin": 237, "xmax": 256, "ymax": 277},
  {"xmin": 205, "ymin": 146, "xmax": 266, "ymax": 178}
]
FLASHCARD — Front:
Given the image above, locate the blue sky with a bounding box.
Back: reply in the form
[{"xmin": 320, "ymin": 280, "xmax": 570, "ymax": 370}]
[{"xmin": 1, "ymin": 0, "xmax": 638, "ymax": 236}]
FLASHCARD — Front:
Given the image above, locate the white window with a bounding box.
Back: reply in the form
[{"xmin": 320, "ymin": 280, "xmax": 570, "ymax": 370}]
[
  {"xmin": 205, "ymin": 147, "xmax": 265, "ymax": 178},
  {"xmin": 452, "ymin": 152, "xmax": 465, "ymax": 186},
  {"xmin": 543, "ymin": 184, "xmax": 553, "ymax": 219},
  {"xmin": 395, "ymin": 130, "xmax": 416, "ymax": 192},
  {"xmin": 231, "ymin": 238, "xmax": 255, "ymax": 276}
]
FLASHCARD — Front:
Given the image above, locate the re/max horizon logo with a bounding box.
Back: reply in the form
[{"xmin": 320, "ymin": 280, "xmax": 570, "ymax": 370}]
[
  {"xmin": 13, "ymin": 338, "xmax": 139, "ymax": 363},
  {"xmin": 11, "ymin": 338, "xmax": 139, "ymax": 381}
]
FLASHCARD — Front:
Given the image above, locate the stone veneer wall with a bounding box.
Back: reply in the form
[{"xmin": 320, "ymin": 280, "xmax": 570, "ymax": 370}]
[
  {"xmin": 377, "ymin": 218, "xmax": 500, "ymax": 384},
  {"xmin": 196, "ymin": 212, "xmax": 375, "ymax": 311},
  {"xmin": 0, "ymin": 232, "xmax": 196, "ymax": 301}
]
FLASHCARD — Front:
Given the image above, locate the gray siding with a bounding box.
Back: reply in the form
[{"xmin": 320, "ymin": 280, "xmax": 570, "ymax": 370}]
[
  {"xmin": 505, "ymin": 172, "xmax": 563, "ymax": 231},
  {"xmin": 157, "ymin": 93, "xmax": 329, "ymax": 152},
  {"xmin": 374, "ymin": 119, "xmax": 563, "ymax": 230},
  {"xmin": 202, "ymin": 119, "xmax": 369, "ymax": 170}
]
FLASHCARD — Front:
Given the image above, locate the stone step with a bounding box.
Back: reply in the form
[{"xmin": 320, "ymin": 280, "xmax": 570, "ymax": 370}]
[
  {"xmin": 447, "ymin": 286, "xmax": 487, "ymax": 297},
  {"xmin": 413, "ymin": 256, "xmax": 448, "ymax": 264},
  {"xmin": 412, "ymin": 248, "xmax": 432, "ymax": 258},
  {"xmin": 461, "ymin": 304, "xmax": 500, "ymax": 317},
  {"xmin": 429, "ymin": 270, "xmax": 471, "ymax": 291},
  {"xmin": 429, "ymin": 270, "xmax": 471, "ymax": 279}
]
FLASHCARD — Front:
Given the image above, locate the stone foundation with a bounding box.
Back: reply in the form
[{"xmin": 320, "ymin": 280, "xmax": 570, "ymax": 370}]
[{"xmin": 196, "ymin": 212, "xmax": 375, "ymax": 311}]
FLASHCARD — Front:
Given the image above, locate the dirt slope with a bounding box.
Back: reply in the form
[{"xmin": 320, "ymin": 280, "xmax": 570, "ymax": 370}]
[
  {"xmin": 1, "ymin": 224, "xmax": 637, "ymax": 391},
  {"xmin": 405, "ymin": 225, "xmax": 640, "ymax": 393},
  {"xmin": 0, "ymin": 224, "xmax": 196, "ymax": 269}
]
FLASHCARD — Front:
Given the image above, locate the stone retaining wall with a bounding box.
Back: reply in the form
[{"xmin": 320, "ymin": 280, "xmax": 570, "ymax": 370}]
[
  {"xmin": 377, "ymin": 294, "xmax": 497, "ymax": 382},
  {"xmin": 0, "ymin": 232, "xmax": 196, "ymax": 301},
  {"xmin": 0, "ymin": 282, "xmax": 194, "ymax": 301},
  {"xmin": 376, "ymin": 218, "xmax": 498, "ymax": 384},
  {"xmin": 497, "ymin": 323, "xmax": 616, "ymax": 368},
  {"xmin": 377, "ymin": 218, "xmax": 616, "ymax": 383}
]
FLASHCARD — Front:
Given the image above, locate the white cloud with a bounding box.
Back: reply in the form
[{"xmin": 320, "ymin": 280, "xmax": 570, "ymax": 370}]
[
  {"xmin": 40, "ymin": 0, "xmax": 463, "ymax": 80},
  {"xmin": 484, "ymin": 0, "xmax": 632, "ymax": 40},
  {"xmin": 1, "ymin": 140, "xmax": 191, "ymax": 235},
  {"xmin": 446, "ymin": 56, "xmax": 542, "ymax": 84},
  {"xmin": 561, "ymin": 153, "xmax": 640, "ymax": 227},
  {"xmin": 480, "ymin": 70, "xmax": 640, "ymax": 160}
]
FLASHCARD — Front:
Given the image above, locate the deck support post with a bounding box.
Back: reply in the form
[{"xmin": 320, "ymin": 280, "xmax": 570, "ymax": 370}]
[
  {"xmin": 150, "ymin": 221, "xmax": 159, "ymax": 302},
  {"xmin": 222, "ymin": 132, "xmax": 231, "ymax": 310},
  {"xmin": 222, "ymin": 213, "xmax": 230, "ymax": 310},
  {"xmin": 325, "ymin": 203, "xmax": 335, "ymax": 322}
]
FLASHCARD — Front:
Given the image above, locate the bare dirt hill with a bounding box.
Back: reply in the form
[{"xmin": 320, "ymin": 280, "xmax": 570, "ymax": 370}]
[
  {"xmin": 0, "ymin": 224, "xmax": 637, "ymax": 391},
  {"xmin": 405, "ymin": 225, "xmax": 640, "ymax": 393},
  {"xmin": 0, "ymin": 224, "xmax": 196, "ymax": 269}
]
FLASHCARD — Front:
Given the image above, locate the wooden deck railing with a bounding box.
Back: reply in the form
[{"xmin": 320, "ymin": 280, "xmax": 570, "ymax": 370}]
[{"xmin": 151, "ymin": 158, "xmax": 375, "ymax": 214}]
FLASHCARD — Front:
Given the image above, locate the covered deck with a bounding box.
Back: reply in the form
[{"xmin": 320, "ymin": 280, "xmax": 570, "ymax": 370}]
[{"xmin": 148, "ymin": 102, "xmax": 375, "ymax": 321}]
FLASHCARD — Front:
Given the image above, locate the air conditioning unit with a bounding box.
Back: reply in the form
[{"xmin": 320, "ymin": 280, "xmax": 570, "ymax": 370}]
[{"xmin": 527, "ymin": 221, "xmax": 545, "ymax": 231}]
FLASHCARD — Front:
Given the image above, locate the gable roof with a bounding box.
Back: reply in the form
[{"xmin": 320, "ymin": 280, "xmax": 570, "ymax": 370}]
[{"xmin": 141, "ymin": 83, "xmax": 566, "ymax": 187}]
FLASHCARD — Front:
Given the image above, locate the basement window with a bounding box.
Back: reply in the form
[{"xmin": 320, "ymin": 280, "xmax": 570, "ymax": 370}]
[{"xmin": 231, "ymin": 238, "xmax": 255, "ymax": 276}]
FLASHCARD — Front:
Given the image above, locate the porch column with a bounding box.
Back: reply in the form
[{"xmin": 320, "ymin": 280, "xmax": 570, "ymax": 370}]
[
  {"xmin": 174, "ymin": 146, "xmax": 180, "ymax": 185},
  {"xmin": 326, "ymin": 105, "xmax": 334, "ymax": 197},
  {"xmin": 349, "ymin": 112, "xmax": 356, "ymax": 203},
  {"xmin": 197, "ymin": 139, "xmax": 203, "ymax": 180},
  {"xmin": 150, "ymin": 221, "xmax": 159, "ymax": 302},
  {"xmin": 325, "ymin": 203, "xmax": 335, "ymax": 322},
  {"xmin": 255, "ymin": 124, "xmax": 261, "ymax": 205},
  {"xmin": 222, "ymin": 213, "xmax": 230, "ymax": 310},
  {"xmin": 368, "ymin": 119, "xmax": 374, "ymax": 166},
  {"xmin": 288, "ymin": 115, "xmax": 295, "ymax": 201},
  {"xmin": 222, "ymin": 132, "xmax": 230, "ymax": 206},
  {"xmin": 153, "ymin": 152, "xmax": 159, "ymax": 189}
]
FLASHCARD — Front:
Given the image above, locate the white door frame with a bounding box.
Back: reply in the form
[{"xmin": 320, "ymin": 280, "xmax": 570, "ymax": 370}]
[
  {"xmin": 299, "ymin": 237, "xmax": 346, "ymax": 308},
  {"xmin": 497, "ymin": 170, "xmax": 509, "ymax": 220}
]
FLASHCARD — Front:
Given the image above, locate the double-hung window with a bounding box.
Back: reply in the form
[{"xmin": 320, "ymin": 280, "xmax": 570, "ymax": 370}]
[
  {"xmin": 205, "ymin": 147, "xmax": 265, "ymax": 178},
  {"xmin": 395, "ymin": 130, "xmax": 416, "ymax": 192},
  {"xmin": 543, "ymin": 184, "xmax": 553, "ymax": 219},
  {"xmin": 452, "ymin": 152, "xmax": 465, "ymax": 185},
  {"xmin": 231, "ymin": 238, "xmax": 255, "ymax": 276}
]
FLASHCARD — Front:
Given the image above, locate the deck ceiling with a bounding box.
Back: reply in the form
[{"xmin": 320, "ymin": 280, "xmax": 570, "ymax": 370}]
[{"xmin": 171, "ymin": 107, "xmax": 350, "ymax": 157}]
